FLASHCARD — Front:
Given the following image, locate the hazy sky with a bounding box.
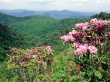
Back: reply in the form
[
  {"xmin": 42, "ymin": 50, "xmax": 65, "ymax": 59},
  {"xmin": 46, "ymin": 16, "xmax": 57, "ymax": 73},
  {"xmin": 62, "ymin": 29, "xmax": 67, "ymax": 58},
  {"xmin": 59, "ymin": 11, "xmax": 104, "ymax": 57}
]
[{"xmin": 0, "ymin": 0, "xmax": 110, "ymax": 12}]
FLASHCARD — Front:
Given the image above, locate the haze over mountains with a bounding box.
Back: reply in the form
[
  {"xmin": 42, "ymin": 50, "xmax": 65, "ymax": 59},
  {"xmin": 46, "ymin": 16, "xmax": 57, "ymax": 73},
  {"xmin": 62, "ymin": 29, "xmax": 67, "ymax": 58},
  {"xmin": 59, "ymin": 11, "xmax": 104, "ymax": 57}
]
[{"xmin": 0, "ymin": 9, "xmax": 95, "ymax": 19}]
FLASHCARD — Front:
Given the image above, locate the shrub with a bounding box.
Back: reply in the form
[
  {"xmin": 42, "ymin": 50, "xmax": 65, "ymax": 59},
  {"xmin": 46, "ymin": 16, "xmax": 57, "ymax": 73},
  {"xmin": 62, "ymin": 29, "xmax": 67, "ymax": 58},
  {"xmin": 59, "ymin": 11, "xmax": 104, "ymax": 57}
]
[
  {"xmin": 60, "ymin": 18, "xmax": 110, "ymax": 81},
  {"xmin": 7, "ymin": 46, "xmax": 54, "ymax": 82}
]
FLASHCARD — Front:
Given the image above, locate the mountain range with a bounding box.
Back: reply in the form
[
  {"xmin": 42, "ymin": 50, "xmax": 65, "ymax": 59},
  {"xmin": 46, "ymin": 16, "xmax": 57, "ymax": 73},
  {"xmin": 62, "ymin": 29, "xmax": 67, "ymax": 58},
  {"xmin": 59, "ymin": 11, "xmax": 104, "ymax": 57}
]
[{"xmin": 0, "ymin": 9, "xmax": 95, "ymax": 19}]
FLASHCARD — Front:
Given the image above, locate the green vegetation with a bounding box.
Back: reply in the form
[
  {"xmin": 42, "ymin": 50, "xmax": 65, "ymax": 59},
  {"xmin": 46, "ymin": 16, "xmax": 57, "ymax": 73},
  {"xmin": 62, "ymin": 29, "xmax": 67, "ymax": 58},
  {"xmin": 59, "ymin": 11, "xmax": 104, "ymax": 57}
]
[
  {"xmin": 0, "ymin": 23, "xmax": 28, "ymax": 61},
  {"xmin": 0, "ymin": 12, "xmax": 88, "ymax": 60},
  {"xmin": 0, "ymin": 12, "xmax": 110, "ymax": 82},
  {"xmin": 91, "ymin": 12, "xmax": 110, "ymax": 20}
]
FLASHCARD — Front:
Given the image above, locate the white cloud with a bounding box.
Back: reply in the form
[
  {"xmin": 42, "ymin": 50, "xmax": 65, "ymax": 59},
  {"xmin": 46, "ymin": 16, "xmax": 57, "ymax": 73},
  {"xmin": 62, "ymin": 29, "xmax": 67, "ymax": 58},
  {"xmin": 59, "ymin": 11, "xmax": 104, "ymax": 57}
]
[
  {"xmin": 95, "ymin": 0, "xmax": 110, "ymax": 3},
  {"xmin": 69, "ymin": 0, "xmax": 90, "ymax": 3},
  {"xmin": 0, "ymin": 0, "xmax": 11, "ymax": 2},
  {"xmin": 0, "ymin": 0, "xmax": 110, "ymax": 12}
]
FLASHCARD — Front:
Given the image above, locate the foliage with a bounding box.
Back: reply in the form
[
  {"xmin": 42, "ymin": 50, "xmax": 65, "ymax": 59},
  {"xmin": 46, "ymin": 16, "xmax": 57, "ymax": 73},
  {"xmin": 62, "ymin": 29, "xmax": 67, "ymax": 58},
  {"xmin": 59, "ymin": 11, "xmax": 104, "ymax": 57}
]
[
  {"xmin": 0, "ymin": 62, "xmax": 19, "ymax": 82},
  {"xmin": 0, "ymin": 23, "xmax": 30, "ymax": 61},
  {"xmin": 60, "ymin": 18, "xmax": 110, "ymax": 81},
  {"xmin": 7, "ymin": 46, "xmax": 54, "ymax": 82},
  {"xmin": 91, "ymin": 12, "xmax": 110, "ymax": 20},
  {"xmin": 0, "ymin": 12, "xmax": 23, "ymax": 25}
]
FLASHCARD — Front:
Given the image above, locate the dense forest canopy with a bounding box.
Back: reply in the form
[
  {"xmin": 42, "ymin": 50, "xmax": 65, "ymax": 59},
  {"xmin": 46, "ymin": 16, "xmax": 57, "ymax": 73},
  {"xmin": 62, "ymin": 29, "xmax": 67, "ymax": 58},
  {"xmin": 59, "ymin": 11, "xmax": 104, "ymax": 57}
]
[{"xmin": 91, "ymin": 12, "xmax": 110, "ymax": 20}]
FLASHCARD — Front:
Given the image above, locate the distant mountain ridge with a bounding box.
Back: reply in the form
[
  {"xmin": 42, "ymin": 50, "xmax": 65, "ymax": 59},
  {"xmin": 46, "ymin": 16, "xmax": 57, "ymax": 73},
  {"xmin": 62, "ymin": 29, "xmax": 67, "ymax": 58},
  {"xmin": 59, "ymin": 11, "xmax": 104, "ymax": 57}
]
[
  {"xmin": 0, "ymin": 9, "xmax": 95, "ymax": 19},
  {"xmin": 0, "ymin": 12, "xmax": 88, "ymax": 37}
]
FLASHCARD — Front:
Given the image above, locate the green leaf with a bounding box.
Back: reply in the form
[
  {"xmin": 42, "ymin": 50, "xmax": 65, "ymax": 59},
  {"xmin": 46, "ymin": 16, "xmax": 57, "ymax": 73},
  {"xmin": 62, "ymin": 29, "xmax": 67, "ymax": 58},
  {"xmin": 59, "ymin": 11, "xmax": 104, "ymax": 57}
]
[
  {"xmin": 81, "ymin": 72, "xmax": 86, "ymax": 76},
  {"xmin": 95, "ymin": 71, "xmax": 102, "ymax": 79},
  {"xmin": 70, "ymin": 75, "xmax": 77, "ymax": 81}
]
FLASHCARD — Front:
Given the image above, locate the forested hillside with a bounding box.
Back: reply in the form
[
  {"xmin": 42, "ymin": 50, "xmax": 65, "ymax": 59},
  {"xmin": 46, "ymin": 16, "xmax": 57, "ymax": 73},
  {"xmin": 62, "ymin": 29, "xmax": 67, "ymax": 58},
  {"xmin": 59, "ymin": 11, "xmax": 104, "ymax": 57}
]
[
  {"xmin": 91, "ymin": 12, "xmax": 110, "ymax": 19},
  {"xmin": 0, "ymin": 12, "xmax": 23, "ymax": 25},
  {"xmin": 0, "ymin": 12, "xmax": 88, "ymax": 60},
  {"xmin": 0, "ymin": 9, "xmax": 95, "ymax": 19},
  {"xmin": 0, "ymin": 23, "xmax": 27, "ymax": 61},
  {"xmin": 0, "ymin": 13, "xmax": 87, "ymax": 36}
]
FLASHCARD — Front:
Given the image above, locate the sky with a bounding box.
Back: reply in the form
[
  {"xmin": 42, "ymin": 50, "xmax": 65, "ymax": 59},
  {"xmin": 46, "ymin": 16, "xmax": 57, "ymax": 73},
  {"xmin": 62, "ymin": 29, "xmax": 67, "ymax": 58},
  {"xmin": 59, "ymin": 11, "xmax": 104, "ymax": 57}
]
[{"xmin": 0, "ymin": 0, "xmax": 110, "ymax": 12}]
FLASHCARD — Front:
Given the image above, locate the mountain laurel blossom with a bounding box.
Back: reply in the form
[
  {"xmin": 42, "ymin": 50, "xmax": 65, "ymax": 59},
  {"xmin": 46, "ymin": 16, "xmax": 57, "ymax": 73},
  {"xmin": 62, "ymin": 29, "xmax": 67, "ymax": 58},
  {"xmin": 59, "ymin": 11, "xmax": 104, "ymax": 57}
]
[
  {"xmin": 32, "ymin": 54, "xmax": 37, "ymax": 59},
  {"xmin": 12, "ymin": 47, "xmax": 17, "ymax": 51},
  {"xmin": 38, "ymin": 59, "xmax": 44, "ymax": 64},
  {"xmin": 46, "ymin": 46, "xmax": 52, "ymax": 52},
  {"xmin": 22, "ymin": 61, "xmax": 27, "ymax": 65},
  {"xmin": 88, "ymin": 45, "xmax": 98, "ymax": 54},
  {"xmin": 61, "ymin": 18, "xmax": 110, "ymax": 55}
]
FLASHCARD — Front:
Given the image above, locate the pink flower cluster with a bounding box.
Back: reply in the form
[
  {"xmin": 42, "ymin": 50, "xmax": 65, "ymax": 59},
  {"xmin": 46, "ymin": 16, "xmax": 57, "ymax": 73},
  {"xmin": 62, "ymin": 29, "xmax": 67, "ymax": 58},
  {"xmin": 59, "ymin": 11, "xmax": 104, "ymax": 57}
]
[
  {"xmin": 90, "ymin": 18, "xmax": 108, "ymax": 27},
  {"xmin": 38, "ymin": 59, "xmax": 44, "ymax": 64},
  {"xmin": 9, "ymin": 45, "xmax": 53, "ymax": 65},
  {"xmin": 12, "ymin": 47, "xmax": 17, "ymax": 51},
  {"xmin": 88, "ymin": 45, "xmax": 98, "ymax": 54},
  {"xmin": 74, "ymin": 44, "xmax": 98, "ymax": 55},
  {"xmin": 60, "ymin": 30, "xmax": 81, "ymax": 42},
  {"xmin": 75, "ymin": 22, "xmax": 89, "ymax": 31},
  {"xmin": 24, "ymin": 45, "xmax": 52, "ymax": 60},
  {"xmin": 60, "ymin": 18, "xmax": 110, "ymax": 55},
  {"xmin": 46, "ymin": 46, "xmax": 52, "ymax": 52}
]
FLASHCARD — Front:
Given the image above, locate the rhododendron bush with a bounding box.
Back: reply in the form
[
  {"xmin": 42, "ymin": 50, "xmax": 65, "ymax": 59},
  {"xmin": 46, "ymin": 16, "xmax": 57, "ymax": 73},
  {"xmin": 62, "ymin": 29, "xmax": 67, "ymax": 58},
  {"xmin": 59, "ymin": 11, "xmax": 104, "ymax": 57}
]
[
  {"xmin": 60, "ymin": 18, "xmax": 110, "ymax": 55},
  {"xmin": 60, "ymin": 18, "xmax": 110, "ymax": 81},
  {"xmin": 7, "ymin": 46, "xmax": 54, "ymax": 82}
]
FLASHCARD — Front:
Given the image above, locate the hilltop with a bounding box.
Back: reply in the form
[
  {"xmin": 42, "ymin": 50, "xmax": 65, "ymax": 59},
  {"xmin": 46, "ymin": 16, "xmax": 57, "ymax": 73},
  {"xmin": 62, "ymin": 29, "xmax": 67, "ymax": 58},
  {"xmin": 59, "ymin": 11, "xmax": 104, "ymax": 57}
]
[{"xmin": 0, "ymin": 9, "xmax": 95, "ymax": 19}]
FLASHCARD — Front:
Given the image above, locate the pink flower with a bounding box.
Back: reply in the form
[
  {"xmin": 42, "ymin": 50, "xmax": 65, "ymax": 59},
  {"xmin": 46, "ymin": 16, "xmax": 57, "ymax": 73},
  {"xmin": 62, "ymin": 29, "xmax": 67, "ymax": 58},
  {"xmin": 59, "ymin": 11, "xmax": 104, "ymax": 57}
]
[
  {"xmin": 70, "ymin": 30, "xmax": 81, "ymax": 38},
  {"xmin": 75, "ymin": 23, "xmax": 82, "ymax": 29},
  {"xmin": 69, "ymin": 30, "xmax": 78, "ymax": 36},
  {"xmin": 90, "ymin": 18, "xmax": 97, "ymax": 24},
  {"xmin": 99, "ymin": 20, "xmax": 108, "ymax": 27},
  {"xmin": 73, "ymin": 42, "xmax": 83, "ymax": 48},
  {"xmin": 80, "ymin": 23, "xmax": 84, "ymax": 27},
  {"xmin": 31, "ymin": 48, "xmax": 35, "ymax": 52},
  {"xmin": 108, "ymin": 20, "xmax": 110, "ymax": 23},
  {"xmin": 84, "ymin": 22, "xmax": 89, "ymax": 26},
  {"xmin": 74, "ymin": 44, "xmax": 88, "ymax": 55},
  {"xmin": 46, "ymin": 46, "xmax": 52, "ymax": 52},
  {"xmin": 25, "ymin": 52, "xmax": 31, "ymax": 59},
  {"xmin": 68, "ymin": 35, "xmax": 76, "ymax": 42},
  {"xmin": 88, "ymin": 45, "xmax": 98, "ymax": 54},
  {"xmin": 73, "ymin": 42, "xmax": 80, "ymax": 48},
  {"xmin": 74, "ymin": 48, "xmax": 83, "ymax": 55},
  {"xmin": 82, "ymin": 33, "xmax": 88, "ymax": 38},
  {"xmin": 100, "ymin": 43, "xmax": 104, "ymax": 46},
  {"xmin": 12, "ymin": 47, "xmax": 17, "ymax": 51},
  {"xmin": 38, "ymin": 59, "xmax": 44, "ymax": 64},
  {"xmin": 93, "ymin": 27, "xmax": 99, "ymax": 32},
  {"xmin": 75, "ymin": 32, "xmax": 82, "ymax": 38},
  {"xmin": 105, "ymin": 32, "xmax": 110, "ymax": 37},
  {"xmin": 32, "ymin": 54, "xmax": 37, "ymax": 59},
  {"xmin": 79, "ymin": 44, "xmax": 88, "ymax": 54},
  {"xmin": 22, "ymin": 61, "xmax": 26, "ymax": 65},
  {"xmin": 60, "ymin": 35, "xmax": 69, "ymax": 42},
  {"xmin": 71, "ymin": 30, "xmax": 78, "ymax": 35},
  {"xmin": 68, "ymin": 32, "xmax": 73, "ymax": 35},
  {"xmin": 75, "ymin": 23, "xmax": 88, "ymax": 29},
  {"xmin": 90, "ymin": 18, "xmax": 109, "ymax": 27},
  {"xmin": 82, "ymin": 26, "xmax": 87, "ymax": 31}
]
